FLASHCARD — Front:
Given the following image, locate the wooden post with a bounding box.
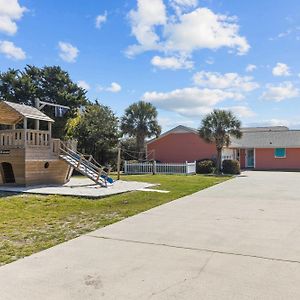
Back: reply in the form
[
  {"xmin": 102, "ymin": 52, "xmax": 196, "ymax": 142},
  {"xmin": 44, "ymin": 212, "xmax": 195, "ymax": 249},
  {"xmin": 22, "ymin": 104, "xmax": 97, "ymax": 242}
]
[
  {"xmin": 35, "ymin": 98, "xmax": 40, "ymax": 109},
  {"xmin": 153, "ymin": 160, "xmax": 157, "ymax": 175},
  {"xmin": 23, "ymin": 118, "xmax": 27, "ymax": 147},
  {"xmin": 48, "ymin": 122, "xmax": 52, "ymax": 148},
  {"xmin": 117, "ymin": 146, "xmax": 121, "ymax": 180},
  {"xmin": 96, "ymin": 168, "xmax": 103, "ymax": 182},
  {"xmin": 35, "ymin": 119, "xmax": 40, "ymax": 130},
  {"xmin": 23, "ymin": 118, "xmax": 27, "ymax": 129},
  {"xmin": 77, "ymin": 155, "xmax": 83, "ymax": 168},
  {"xmin": 48, "ymin": 121, "xmax": 52, "ymax": 144}
]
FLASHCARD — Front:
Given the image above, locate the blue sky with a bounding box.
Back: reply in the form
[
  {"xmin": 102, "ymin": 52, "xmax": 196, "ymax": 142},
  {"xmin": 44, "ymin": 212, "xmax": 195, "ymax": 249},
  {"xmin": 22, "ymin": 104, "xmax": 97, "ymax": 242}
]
[{"xmin": 1, "ymin": 0, "xmax": 300, "ymax": 131}]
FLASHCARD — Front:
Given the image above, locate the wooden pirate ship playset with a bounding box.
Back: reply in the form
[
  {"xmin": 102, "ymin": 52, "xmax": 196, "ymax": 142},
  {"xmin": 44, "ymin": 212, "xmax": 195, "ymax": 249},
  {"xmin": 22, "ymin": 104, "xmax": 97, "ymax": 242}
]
[{"xmin": 0, "ymin": 100, "xmax": 112, "ymax": 187}]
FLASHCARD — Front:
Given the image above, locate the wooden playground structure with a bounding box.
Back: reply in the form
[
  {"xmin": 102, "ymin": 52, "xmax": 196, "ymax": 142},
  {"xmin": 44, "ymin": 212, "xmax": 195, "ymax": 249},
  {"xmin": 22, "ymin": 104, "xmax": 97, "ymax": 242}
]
[{"xmin": 0, "ymin": 101, "xmax": 111, "ymax": 187}]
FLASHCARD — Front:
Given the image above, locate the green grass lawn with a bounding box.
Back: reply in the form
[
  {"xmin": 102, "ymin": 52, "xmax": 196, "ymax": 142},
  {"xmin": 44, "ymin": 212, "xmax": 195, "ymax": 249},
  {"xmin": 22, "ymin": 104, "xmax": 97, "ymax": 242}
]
[{"xmin": 0, "ymin": 174, "xmax": 230, "ymax": 266}]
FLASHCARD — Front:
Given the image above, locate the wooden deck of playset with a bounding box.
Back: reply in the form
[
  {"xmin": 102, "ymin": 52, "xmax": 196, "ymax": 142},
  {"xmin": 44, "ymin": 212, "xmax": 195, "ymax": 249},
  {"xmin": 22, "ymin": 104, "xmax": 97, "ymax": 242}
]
[{"xmin": 0, "ymin": 101, "xmax": 112, "ymax": 189}]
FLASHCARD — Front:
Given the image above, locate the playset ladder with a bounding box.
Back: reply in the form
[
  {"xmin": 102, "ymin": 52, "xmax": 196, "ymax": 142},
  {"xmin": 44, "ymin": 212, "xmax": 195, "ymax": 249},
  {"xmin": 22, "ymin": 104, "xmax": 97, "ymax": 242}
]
[{"xmin": 59, "ymin": 142, "xmax": 110, "ymax": 187}]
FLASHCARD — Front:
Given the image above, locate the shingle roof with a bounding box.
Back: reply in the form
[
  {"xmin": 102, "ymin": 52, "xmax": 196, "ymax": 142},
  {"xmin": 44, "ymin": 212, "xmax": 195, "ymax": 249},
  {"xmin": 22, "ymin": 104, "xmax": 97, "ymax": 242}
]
[
  {"xmin": 241, "ymin": 126, "xmax": 289, "ymax": 132},
  {"xmin": 147, "ymin": 124, "xmax": 300, "ymax": 148},
  {"xmin": 0, "ymin": 101, "xmax": 54, "ymax": 125},
  {"xmin": 230, "ymin": 130, "xmax": 300, "ymax": 148}
]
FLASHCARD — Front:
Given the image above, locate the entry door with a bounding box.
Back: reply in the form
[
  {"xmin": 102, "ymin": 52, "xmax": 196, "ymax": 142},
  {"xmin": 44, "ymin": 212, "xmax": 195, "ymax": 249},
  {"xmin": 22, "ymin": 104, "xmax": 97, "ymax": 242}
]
[
  {"xmin": 1, "ymin": 162, "xmax": 15, "ymax": 184},
  {"xmin": 246, "ymin": 149, "xmax": 254, "ymax": 168}
]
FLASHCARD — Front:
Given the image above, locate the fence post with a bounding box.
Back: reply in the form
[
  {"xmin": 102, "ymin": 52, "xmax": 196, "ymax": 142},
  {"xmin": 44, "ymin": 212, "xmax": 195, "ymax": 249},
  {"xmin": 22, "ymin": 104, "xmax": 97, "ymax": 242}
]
[
  {"xmin": 186, "ymin": 161, "xmax": 188, "ymax": 175},
  {"xmin": 117, "ymin": 146, "xmax": 121, "ymax": 180},
  {"xmin": 153, "ymin": 161, "xmax": 157, "ymax": 175}
]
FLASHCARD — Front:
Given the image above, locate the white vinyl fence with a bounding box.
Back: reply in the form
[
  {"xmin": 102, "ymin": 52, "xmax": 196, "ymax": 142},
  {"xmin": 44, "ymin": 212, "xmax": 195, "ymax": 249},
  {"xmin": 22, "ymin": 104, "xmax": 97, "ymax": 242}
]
[
  {"xmin": 124, "ymin": 161, "xmax": 196, "ymax": 175},
  {"xmin": 222, "ymin": 155, "xmax": 234, "ymax": 161}
]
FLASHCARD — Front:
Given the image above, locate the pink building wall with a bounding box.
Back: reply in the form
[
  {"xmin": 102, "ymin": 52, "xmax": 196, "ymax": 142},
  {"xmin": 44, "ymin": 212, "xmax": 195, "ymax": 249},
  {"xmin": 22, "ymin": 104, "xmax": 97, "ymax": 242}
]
[
  {"xmin": 239, "ymin": 149, "xmax": 246, "ymax": 169},
  {"xmin": 147, "ymin": 131, "xmax": 300, "ymax": 169},
  {"xmin": 255, "ymin": 148, "xmax": 300, "ymax": 170},
  {"xmin": 147, "ymin": 133, "xmax": 217, "ymax": 163}
]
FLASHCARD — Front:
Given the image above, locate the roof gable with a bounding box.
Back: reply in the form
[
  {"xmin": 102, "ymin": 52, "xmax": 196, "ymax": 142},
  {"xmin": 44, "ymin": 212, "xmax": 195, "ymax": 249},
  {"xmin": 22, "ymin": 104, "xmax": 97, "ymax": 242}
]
[
  {"xmin": 147, "ymin": 125, "xmax": 198, "ymax": 144},
  {"xmin": 0, "ymin": 101, "xmax": 54, "ymax": 125}
]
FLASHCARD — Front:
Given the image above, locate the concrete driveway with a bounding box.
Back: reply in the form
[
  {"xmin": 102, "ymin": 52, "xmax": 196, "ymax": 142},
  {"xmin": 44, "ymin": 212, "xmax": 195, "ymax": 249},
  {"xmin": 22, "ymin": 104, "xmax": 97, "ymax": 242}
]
[{"xmin": 1, "ymin": 171, "xmax": 300, "ymax": 299}]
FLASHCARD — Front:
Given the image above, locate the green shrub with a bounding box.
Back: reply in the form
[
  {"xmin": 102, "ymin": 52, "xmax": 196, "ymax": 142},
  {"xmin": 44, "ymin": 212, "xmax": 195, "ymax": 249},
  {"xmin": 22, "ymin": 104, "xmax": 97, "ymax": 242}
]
[
  {"xmin": 196, "ymin": 159, "xmax": 215, "ymax": 174},
  {"xmin": 222, "ymin": 159, "xmax": 240, "ymax": 174}
]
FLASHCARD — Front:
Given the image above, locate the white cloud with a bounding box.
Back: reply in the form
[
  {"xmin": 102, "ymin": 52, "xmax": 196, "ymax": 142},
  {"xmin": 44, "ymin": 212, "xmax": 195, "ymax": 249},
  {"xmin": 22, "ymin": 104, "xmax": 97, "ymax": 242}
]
[
  {"xmin": 127, "ymin": 0, "xmax": 167, "ymax": 56},
  {"xmin": 95, "ymin": 11, "xmax": 107, "ymax": 29},
  {"xmin": 261, "ymin": 119, "xmax": 291, "ymax": 127},
  {"xmin": 246, "ymin": 64, "xmax": 257, "ymax": 72},
  {"xmin": 98, "ymin": 82, "xmax": 122, "ymax": 93},
  {"xmin": 143, "ymin": 67, "xmax": 259, "ymax": 118},
  {"xmin": 0, "ymin": 40, "xmax": 26, "ymax": 60},
  {"xmin": 127, "ymin": 2, "xmax": 250, "ymax": 62},
  {"xmin": 151, "ymin": 55, "xmax": 193, "ymax": 70},
  {"xmin": 0, "ymin": 0, "xmax": 27, "ymax": 35},
  {"xmin": 277, "ymin": 29, "xmax": 292, "ymax": 39},
  {"xmin": 143, "ymin": 87, "xmax": 243, "ymax": 117},
  {"xmin": 107, "ymin": 82, "xmax": 122, "ymax": 93},
  {"xmin": 261, "ymin": 82, "xmax": 299, "ymax": 102},
  {"xmin": 170, "ymin": 0, "xmax": 198, "ymax": 15},
  {"xmin": 205, "ymin": 57, "xmax": 214, "ymax": 65},
  {"xmin": 269, "ymin": 28, "xmax": 300, "ymax": 41},
  {"xmin": 272, "ymin": 62, "xmax": 291, "ymax": 77},
  {"xmin": 58, "ymin": 42, "xmax": 79, "ymax": 63},
  {"xmin": 193, "ymin": 71, "xmax": 259, "ymax": 92},
  {"xmin": 77, "ymin": 80, "xmax": 90, "ymax": 91},
  {"xmin": 164, "ymin": 8, "xmax": 249, "ymax": 55},
  {"xmin": 158, "ymin": 115, "xmax": 196, "ymax": 130},
  {"xmin": 223, "ymin": 105, "xmax": 256, "ymax": 118},
  {"xmin": 247, "ymin": 119, "xmax": 300, "ymax": 129},
  {"xmin": 170, "ymin": 0, "xmax": 198, "ymax": 8}
]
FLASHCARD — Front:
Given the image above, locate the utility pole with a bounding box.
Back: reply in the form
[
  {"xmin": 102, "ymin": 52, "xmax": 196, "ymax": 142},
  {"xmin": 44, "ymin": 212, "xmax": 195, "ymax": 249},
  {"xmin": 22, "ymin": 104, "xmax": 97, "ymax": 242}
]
[{"xmin": 117, "ymin": 146, "xmax": 121, "ymax": 180}]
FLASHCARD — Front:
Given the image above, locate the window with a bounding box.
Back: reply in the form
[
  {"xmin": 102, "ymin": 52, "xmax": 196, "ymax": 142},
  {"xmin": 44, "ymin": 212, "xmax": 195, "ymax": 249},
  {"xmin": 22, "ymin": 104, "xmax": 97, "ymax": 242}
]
[{"xmin": 274, "ymin": 148, "xmax": 286, "ymax": 158}]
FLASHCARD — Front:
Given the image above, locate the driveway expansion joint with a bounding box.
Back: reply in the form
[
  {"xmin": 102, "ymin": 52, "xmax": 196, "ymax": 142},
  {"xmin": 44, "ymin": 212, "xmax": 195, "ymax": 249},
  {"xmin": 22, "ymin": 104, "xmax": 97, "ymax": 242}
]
[{"xmin": 86, "ymin": 234, "xmax": 300, "ymax": 265}]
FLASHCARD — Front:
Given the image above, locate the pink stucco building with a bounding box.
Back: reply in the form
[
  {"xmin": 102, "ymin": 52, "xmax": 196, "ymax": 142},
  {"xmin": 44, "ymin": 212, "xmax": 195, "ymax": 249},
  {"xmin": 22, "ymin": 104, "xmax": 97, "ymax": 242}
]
[
  {"xmin": 147, "ymin": 125, "xmax": 300, "ymax": 171},
  {"xmin": 229, "ymin": 126, "xmax": 300, "ymax": 170},
  {"xmin": 147, "ymin": 126, "xmax": 217, "ymax": 163}
]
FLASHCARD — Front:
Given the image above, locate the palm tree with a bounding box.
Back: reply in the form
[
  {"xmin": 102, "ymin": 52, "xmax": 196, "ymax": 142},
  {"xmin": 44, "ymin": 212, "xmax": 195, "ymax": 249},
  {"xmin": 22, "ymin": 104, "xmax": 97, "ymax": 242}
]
[
  {"xmin": 199, "ymin": 109, "xmax": 242, "ymax": 173},
  {"xmin": 121, "ymin": 101, "xmax": 161, "ymax": 160}
]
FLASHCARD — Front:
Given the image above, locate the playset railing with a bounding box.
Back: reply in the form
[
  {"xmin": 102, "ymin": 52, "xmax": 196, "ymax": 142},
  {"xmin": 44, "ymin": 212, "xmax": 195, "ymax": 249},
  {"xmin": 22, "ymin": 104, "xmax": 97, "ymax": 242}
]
[{"xmin": 0, "ymin": 129, "xmax": 51, "ymax": 148}]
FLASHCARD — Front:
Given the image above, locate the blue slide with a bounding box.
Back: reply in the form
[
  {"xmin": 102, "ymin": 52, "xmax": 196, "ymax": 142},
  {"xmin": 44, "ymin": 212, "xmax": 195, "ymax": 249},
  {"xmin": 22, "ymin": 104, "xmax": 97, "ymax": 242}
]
[{"xmin": 101, "ymin": 175, "xmax": 114, "ymax": 184}]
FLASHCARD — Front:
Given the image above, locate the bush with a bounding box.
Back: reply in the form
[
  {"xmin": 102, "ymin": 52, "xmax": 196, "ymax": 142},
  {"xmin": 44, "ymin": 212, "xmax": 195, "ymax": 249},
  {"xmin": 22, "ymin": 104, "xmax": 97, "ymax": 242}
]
[
  {"xmin": 196, "ymin": 159, "xmax": 215, "ymax": 174},
  {"xmin": 222, "ymin": 159, "xmax": 240, "ymax": 174}
]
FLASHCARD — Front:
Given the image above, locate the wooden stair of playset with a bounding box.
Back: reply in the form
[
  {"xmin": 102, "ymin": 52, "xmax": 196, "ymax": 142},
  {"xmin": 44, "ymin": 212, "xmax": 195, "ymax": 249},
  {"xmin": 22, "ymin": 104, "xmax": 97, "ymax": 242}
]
[{"xmin": 59, "ymin": 142, "xmax": 111, "ymax": 187}]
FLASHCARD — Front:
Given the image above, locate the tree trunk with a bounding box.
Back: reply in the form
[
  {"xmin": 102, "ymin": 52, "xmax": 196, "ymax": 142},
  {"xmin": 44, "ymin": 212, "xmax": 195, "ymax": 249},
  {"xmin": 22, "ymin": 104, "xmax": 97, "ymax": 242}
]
[
  {"xmin": 216, "ymin": 148, "xmax": 222, "ymax": 174},
  {"xmin": 136, "ymin": 133, "xmax": 145, "ymax": 161}
]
